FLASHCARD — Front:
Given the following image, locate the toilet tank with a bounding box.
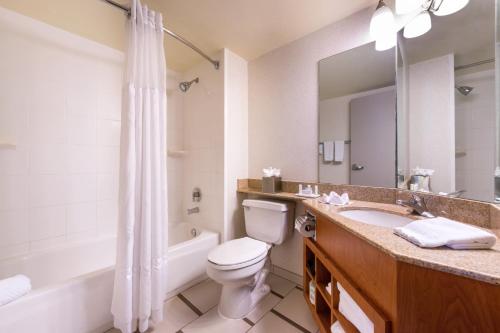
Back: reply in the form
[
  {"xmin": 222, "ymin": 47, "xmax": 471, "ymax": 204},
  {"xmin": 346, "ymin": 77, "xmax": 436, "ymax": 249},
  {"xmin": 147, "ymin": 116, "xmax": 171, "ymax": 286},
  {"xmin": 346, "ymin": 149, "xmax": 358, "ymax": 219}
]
[{"xmin": 242, "ymin": 199, "xmax": 295, "ymax": 245}]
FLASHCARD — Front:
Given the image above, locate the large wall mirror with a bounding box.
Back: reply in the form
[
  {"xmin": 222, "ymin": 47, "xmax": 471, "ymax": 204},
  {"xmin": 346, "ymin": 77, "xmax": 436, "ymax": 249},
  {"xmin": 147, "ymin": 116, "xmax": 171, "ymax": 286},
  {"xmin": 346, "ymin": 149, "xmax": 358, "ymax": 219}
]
[{"xmin": 318, "ymin": 0, "xmax": 499, "ymax": 203}]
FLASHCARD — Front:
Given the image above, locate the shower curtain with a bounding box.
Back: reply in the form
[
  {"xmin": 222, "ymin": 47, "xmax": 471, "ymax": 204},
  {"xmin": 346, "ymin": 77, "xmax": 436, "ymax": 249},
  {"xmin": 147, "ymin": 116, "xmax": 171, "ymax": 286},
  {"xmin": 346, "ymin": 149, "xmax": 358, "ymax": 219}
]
[{"xmin": 111, "ymin": 1, "xmax": 167, "ymax": 332}]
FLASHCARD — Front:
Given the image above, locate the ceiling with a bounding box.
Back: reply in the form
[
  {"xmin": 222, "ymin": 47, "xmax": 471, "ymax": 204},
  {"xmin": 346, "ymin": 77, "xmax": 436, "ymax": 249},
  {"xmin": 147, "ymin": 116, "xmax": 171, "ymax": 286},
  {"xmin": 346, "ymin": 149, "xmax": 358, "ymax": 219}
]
[
  {"xmin": 136, "ymin": 0, "xmax": 378, "ymax": 71},
  {"xmin": 319, "ymin": 42, "xmax": 395, "ymax": 100}
]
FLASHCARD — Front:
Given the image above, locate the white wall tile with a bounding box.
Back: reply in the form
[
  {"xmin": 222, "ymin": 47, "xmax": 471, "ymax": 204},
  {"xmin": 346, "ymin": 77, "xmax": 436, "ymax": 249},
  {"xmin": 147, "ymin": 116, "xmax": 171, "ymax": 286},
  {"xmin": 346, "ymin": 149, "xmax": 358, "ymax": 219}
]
[
  {"xmin": 97, "ymin": 147, "xmax": 120, "ymax": 174},
  {"xmin": 0, "ymin": 146, "xmax": 28, "ymax": 175},
  {"xmin": 97, "ymin": 200, "xmax": 118, "ymax": 235},
  {"xmin": 97, "ymin": 119, "xmax": 121, "ymax": 146},
  {"xmin": 28, "ymin": 206, "xmax": 66, "ymax": 241},
  {"xmin": 66, "ymin": 174, "xmax": 97, "ymax": 203},
  {"xmin": 68, "ymin": 115, "xmax": 97, "ymax": 145},
  {"xmin": 97, "ymin": 174, "xmax": 119, "ymax": 200},
  {"xmin": 0, "ymin": 210, "xmax": 29, "ymax": 246},
  {"xmin": 67, "ymin": 145, "xmax": 97, "ymax": 174},
  {"xmin": 0, "ymin": 175, "xmax": 27, "ymax": 210},
  {"xmin": 30, "ymin": 144, "xmax": 68, "ymax": 174},
  {"xmin": 0, "ymin": 7, "xmax": 123, "ymax": 259},
  {"xmin": 67, "ymin": 202, "xmax": 97, "ymax": 234},
  {"xmin": 29, "ymin": 175, "xmax": 67, "ymax": 207}
]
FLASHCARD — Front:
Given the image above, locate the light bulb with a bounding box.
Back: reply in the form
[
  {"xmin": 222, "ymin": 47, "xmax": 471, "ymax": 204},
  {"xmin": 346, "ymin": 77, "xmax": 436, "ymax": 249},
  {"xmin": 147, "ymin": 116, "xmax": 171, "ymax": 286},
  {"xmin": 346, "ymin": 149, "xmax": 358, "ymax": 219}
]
[
  {"xmin": 396, "ymin": 0, "xmax": 422, "ymax": 15},
  {"xmin": 434, "ymin": 0, "xmax": 469, "ymax": 16},
  {"xmin": 370, "ymin": 1, "xmax": 395, "ymax": 39},
  {"xmin": 403, "ymin": 11, "xmax": 431, "ymax": 38},
  {"xmin": 375, "ymin": 31, "xmax": 396, "ymax": 51}
]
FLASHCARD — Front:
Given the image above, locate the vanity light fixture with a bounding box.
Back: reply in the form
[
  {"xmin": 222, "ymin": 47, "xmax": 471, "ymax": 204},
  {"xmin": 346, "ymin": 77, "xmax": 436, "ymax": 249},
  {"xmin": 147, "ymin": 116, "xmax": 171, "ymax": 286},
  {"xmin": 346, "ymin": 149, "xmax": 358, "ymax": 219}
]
[
  {"xmin": 370, "ymin": 0, "xmax": 397, "ymax": 50},
  {"xmin": 403, "ymin": 11, "xmax": 431, "ymax": 38},
  {"xmin": 396, "ymin": 0, "xmax": 422, "ymax": 15},
  {"xmin": 431, "ymin": 0, "xmax": 470, "ymax": 16},
  {"xmin": 370, "ymin": 0, "xmax": 395, "ymax": 39},
  {"xmin": 371, "ymin": 0, "xmax": 470, "ymax": 50}
]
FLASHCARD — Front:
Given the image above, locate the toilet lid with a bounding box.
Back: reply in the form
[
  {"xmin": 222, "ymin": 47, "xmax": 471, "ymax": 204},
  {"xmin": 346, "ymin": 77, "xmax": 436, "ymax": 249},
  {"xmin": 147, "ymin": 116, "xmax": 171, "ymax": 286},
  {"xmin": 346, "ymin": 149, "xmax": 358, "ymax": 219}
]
[{"xmin": 208, "ymin": 237, "xmax": 270, "ymax": 266}]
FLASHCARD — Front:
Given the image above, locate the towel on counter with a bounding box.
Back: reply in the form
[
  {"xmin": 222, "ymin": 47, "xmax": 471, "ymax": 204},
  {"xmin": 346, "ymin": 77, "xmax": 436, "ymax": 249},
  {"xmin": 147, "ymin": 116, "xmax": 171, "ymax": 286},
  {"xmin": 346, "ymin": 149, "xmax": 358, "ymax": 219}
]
[
  {"xmin": 337, "ymin": 283, "xmax": 374, "ymax": 333},
  {"xmin": 334, "ymin": 140, "xmax": 344, "ymax": 162},
  {"xmin": 394, "ymin": 217, "xmax": 497, "ymax": 249},
  {"xmin": 0, "ymin": 275, "xmax": 31, "ymax": 306},
  {"xmin": 331, "ymin": 321, "xmax": 345, "ymax": 333},
  {"xmin": 321, "ymin": 191, "xmax": 350, "ymax": 206},
  {"xmin": 324, "ymin": 141, "xmax": 334, "ymax": 162}
]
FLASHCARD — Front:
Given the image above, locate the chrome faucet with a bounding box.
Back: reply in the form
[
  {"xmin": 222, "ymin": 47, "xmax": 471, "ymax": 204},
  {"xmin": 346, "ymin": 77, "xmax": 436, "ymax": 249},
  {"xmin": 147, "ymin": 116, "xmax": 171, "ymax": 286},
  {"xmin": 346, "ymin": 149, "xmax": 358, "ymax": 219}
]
[
  {"xmin": 187, "ymin": 207, "xmax": 200, "ymax": 215},
  {"xmin": 396, "ymin": 194, "xmax": 435, "ymax": 218},
  {"xmin": 442, "ymin": 190, "xmax": 466, "ymax": 198}
]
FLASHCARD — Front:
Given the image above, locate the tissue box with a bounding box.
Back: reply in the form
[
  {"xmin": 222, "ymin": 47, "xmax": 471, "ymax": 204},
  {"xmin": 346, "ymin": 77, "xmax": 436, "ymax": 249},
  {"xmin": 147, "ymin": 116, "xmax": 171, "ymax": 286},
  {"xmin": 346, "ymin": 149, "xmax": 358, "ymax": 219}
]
[{"xmin": 262, "ymin": 176, "xmax": 282, "ymax": 193}]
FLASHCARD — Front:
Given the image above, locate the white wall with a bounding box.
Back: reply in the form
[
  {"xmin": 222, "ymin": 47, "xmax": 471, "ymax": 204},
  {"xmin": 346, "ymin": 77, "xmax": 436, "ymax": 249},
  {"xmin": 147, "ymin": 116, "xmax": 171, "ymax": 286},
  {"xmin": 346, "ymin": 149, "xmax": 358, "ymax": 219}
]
[
  {"xmin": 182, "ymin": 51, "xmax": 225, "ymax": 236},
  {"xmin": 248, "ymin": 9, "xmax": 373, "ymax": 277},
  {"xmin": 166, "ymin": 70, "xmax": 185, "ymax": 226},
  {"xmin": 408, "ymin": 54, "xmax": 455, "ymax": 193},
  {"xmin": 319, "ymin": 86, "xmax": 395, "ymax": 184},
  {"xmin": 0, "ymin": 7, "xmax": 122, "ymax": 260},
  {"xmin": 248, "ymin": 9, "xmax": 373, "ymax": 182},
  {"xmin": 456, "ymin": 70, "xmax": 496, "ymax": 201},
  {"xmin": 223, "ymin": 49, "xmax": 249, "ymax": 242}
]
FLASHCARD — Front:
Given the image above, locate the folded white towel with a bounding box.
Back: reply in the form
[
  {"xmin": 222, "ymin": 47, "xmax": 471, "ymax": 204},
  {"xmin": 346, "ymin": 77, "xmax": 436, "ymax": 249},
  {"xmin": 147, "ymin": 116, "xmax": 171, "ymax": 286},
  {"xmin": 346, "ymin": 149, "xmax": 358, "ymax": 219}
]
[
  {"xmin": 334, "ymin": 140, "xmax": 344, "ymax": 162},
  {"xmin": 0, "ymin": 275, "xmax": 31, "ymax": 306},
  {"xmin": 324, "ymin": 141, "xmax": 334, "ymax": 162},
  {"xmin": 326, "ymin": 282, "xmax": 332, "ymax": 295},
  {"xmin": 337, "ymin": 283, "xmax": 374, "ymax": 333},
  {"xmin": 394, "ymin": 217, "xmax": 497, "ymax": 249},
  {"xmin": 331, "ymin": 321, "xmax": 345, "ymax": 333},
  {"xmin": 321, "ymin": 191, "xmax": 349, "ymax": 206}
]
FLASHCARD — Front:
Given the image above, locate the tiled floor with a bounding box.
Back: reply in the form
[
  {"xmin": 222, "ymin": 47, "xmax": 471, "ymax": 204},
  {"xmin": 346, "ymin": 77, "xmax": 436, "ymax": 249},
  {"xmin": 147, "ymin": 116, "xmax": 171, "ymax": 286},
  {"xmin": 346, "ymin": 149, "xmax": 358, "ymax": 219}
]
[{"xmin": 106, "ymin": 274, "xmax": 318, "ymax": 333}]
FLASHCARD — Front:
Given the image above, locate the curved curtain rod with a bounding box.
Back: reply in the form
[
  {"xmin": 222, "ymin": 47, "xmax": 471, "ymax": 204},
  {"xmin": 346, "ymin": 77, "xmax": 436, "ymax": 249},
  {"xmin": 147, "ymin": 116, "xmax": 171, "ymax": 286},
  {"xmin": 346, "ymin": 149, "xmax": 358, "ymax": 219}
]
[{"xmin": 101, "ymin": 0, "xmax": 220, "ymax": 70}]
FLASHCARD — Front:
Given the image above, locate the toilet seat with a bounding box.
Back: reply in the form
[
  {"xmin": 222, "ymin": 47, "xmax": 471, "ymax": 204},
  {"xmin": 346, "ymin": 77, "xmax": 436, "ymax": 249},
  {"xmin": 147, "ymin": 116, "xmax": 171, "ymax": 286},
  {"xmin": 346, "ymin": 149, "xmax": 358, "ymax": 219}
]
[{"xmin": 208, "ymin": 237, "xmax": 271, "ymax": 270}]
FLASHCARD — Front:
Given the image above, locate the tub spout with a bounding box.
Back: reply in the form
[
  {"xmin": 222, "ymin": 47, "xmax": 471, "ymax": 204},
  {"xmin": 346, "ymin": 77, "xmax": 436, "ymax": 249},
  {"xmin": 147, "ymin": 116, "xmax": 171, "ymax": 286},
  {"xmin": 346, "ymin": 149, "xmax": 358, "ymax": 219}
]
[{"xmin": 187, "ymin": 207, "xmax": 200, "ymax": 215}]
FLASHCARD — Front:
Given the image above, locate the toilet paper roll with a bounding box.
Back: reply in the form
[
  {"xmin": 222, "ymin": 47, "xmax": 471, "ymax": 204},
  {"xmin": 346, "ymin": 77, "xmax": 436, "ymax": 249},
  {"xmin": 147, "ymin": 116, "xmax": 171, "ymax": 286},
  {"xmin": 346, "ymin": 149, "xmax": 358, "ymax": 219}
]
[{"xmin": 295, "ymin": 215, "xmax": 315, "ymax": 238}]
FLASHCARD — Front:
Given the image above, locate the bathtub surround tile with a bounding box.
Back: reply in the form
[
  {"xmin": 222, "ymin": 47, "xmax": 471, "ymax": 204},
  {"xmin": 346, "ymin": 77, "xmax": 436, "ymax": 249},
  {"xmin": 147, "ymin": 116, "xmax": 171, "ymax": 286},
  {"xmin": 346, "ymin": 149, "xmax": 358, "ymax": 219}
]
[
  {"xmin": 68, "ymin": 145, "xmax": 97, "ymax": 174},
  {"xmin": 97, "ymin": 200, "xmax": 118, "ymax": 236},
  {"xmin": 28, "ymin": 206, "xmax": 66, "ymax": 241},
  {"xmin": 69, "ymin": 114, "xmax": 97, "ymax": 145},
  {"xmin": 0, "ymin": 145, "xmax": 29, "ymax": 175},
  {"xmin": 267, "ymin": 273, "xmax": 297, "ymax": 297},
  {"xmin": 273, "ymin": 289, "xmax": 318, "ymax": 333},
  {"xmin": 248, "ymin": 312, "xmax": 306, "ymax": 333},
  {"xmin": 246, "ymin": 293, "xmax": 282, "ymax": 324},
  {"xmin": 29, "ymin": 144, "xmax": 68, "ymax": 174},
  {"xmin": 66, "ymin": 174, "xmax": 97, "ymax": 203},
  {"xmin": 67, "ymin": 202, "xmax": 97, "ymax": 234},
  {"xmin": 180, "ymin": 279, "xmax": 222, "ymax": 314},
  {"xmin": 97, "ymin": 119, "xmax": 121, "ymax": 146},
  {"xmin": 97, "ymin": 174, "xmax": 119, "ymax": 200},
  {"xmin": 0, "ymin": 174, "xmax": 27, "ymax": 210},
  {"xmin": 97, "ymin": 146, "xmax": 120, "ymax": 174},
  {"xmin": 181, "ymin": 307, "xmax": 251, "ymax": 333},
  {"xmin": 29, "ymin": 174, "xmax": 67, "ymax": 207},
  {"xmin": 0, "ymin": 210, "xmax": 29, "ymax": 246}
]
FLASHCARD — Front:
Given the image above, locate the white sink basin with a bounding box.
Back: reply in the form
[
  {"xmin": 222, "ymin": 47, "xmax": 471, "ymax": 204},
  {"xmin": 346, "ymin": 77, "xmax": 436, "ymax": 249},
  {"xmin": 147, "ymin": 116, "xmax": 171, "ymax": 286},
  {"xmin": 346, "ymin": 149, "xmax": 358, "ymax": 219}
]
[{"xmin": 339, "ymin": 209, "xmax": 414, "ymax": 228}]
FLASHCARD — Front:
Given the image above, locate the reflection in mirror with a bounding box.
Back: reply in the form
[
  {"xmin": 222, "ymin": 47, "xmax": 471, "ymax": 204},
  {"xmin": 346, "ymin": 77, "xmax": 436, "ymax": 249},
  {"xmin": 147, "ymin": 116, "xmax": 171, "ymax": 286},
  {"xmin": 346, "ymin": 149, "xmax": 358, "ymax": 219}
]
[
  {"xmin": 397, "ymin": 0, "xmax": 498, "ymax": 202},
  {"xmin": 318, "ymin": 42, "xmax": 396, "ymax": 187}
]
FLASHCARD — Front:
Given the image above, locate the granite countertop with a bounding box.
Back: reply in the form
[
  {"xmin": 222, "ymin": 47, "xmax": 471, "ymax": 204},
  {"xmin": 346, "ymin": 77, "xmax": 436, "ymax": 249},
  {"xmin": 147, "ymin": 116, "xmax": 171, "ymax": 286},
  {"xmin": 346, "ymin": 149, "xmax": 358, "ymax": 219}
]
[{"xmin": 303, "ymin": 199, "xmax": 500, "ymax": 285}]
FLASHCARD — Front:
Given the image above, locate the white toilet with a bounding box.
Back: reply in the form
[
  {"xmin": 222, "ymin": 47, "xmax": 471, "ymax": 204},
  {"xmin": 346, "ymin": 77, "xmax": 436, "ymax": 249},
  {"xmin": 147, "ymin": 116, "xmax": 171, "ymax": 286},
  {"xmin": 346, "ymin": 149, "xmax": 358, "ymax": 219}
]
[{"xmin": 206, "ymin": 199, "xmax": 295, "ymax": 319}]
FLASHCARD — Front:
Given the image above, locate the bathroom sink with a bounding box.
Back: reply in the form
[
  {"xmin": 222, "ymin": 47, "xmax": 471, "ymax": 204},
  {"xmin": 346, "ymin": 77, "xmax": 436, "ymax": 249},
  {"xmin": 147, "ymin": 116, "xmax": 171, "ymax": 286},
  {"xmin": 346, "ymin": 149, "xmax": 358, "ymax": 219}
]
[{"xmin": 339, "ymin": 209, "xmax": 414, "ymax": 228}]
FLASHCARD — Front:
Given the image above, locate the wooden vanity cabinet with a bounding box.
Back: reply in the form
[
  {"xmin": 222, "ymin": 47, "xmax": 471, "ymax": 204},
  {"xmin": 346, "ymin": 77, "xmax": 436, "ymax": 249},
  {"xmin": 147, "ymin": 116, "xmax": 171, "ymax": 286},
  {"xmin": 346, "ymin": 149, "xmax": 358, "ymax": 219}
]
[{"xmin": 304, "ymin": 212, "xmax": 500, "ymax": 333}]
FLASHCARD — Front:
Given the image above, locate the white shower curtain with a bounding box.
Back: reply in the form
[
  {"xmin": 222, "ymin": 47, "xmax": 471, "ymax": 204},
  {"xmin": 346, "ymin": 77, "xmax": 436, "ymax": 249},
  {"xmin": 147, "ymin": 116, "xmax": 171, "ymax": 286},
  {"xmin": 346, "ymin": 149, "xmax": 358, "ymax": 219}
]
[{"xmin": 111, "ymin": 1, "xmax": 167, "ymax": 332}]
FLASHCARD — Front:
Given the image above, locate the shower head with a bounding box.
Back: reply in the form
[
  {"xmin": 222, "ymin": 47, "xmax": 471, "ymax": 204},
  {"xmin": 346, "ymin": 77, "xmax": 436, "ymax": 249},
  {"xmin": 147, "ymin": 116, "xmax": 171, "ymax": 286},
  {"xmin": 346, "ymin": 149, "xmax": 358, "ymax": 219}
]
[
  {"xmin": 455, "ymin": 85, "xmax": 474, "ymax": 96},
  {"xmin": 179, "ymin": 78, "xmax": 199, "ymax": 92}
]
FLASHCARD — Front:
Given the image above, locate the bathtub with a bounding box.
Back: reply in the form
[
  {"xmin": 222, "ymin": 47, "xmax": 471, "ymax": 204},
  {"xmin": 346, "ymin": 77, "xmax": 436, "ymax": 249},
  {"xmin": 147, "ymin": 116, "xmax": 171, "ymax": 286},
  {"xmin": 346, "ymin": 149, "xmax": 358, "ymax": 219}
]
[{"xmin": 0, "ymin": 223, "xmax": 218, "ymax": 333}]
